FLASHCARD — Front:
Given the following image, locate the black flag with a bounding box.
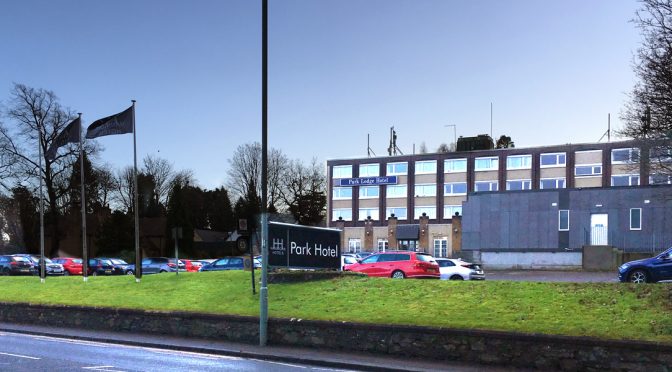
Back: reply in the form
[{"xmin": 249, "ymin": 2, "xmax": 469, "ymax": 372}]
[
  {"xmin": 86, "ymin": 105, "xmax": 133, "ymax": 139},
  {"xmin": 46, "ymin": 117, "xmax": 81, "ymax": 161}
]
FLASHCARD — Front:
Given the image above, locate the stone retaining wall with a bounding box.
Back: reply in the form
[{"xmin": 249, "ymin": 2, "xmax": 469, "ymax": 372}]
[{"xmin": 0, "ymin": 302, "xmax": 670, "ymax": 371}]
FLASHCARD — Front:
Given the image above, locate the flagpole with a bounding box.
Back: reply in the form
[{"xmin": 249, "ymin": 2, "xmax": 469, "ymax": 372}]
[
  {"xmin": 78, "ymin": 113, "xmax": 88, "ymax": 282},
  {"xmin": 38, "ymin": 123, "xmax": 46, "ymax": 283},
  {"xmin": 132, "ymin": 100, "xmax": 141, "ymax": 283}
]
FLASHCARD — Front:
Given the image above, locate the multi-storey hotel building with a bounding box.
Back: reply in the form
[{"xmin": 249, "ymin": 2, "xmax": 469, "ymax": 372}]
[{"xmin": 327, "ymin": 140, "xmax": 672, "ymax": 269}]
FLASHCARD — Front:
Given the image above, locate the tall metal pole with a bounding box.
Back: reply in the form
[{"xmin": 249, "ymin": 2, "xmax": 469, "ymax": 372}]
[
  {"xmin": 79, "ymin": 113, "xmax": 89, "ymax": 282},
  {"xmin": 490, "ymin": 102, "xmax": 493, "ymax": 139},
  {"xmin": 38, "ymin": 124, "xmax": 45, "ymax": 283},
  {"xmin": 259, "ymin": 0, "xmax": 269, "ymax": 347},
  {"xmin": 132, "ymin": 100, "xmax": 141, "ymax": 283}
]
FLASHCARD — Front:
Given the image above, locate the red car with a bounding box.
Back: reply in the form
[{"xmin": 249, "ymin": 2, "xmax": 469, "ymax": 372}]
[
  {"xmin": 344, "ymin": 251, "xmax": 440, "ymax": 279},
  {"xmin": 182, "ymin": 259, "xmax": 204, "ymax": 272},
  {"xmin": 52, "ymin": 257, "xmax": 83, "ymax": 276}
]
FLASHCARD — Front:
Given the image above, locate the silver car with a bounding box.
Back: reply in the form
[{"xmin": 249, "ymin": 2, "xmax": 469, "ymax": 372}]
[{"xmin": 435, "ymin": 258, "xmax": 485, "ymax": 280}]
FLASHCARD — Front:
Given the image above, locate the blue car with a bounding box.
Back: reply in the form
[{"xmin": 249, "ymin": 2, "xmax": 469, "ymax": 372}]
[
  {"xmin": 199, "ymin": 257, "xmax": 247, "ymax": 272},
  {"xmin": 618, "ymin": 247, "xmax": 672, "ymax": 283}
]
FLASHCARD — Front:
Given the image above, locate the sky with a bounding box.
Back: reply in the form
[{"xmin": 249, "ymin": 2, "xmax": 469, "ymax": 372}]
[{"xmin": 0, "ymin": 0, "xmax": 642, "ymax": 189}]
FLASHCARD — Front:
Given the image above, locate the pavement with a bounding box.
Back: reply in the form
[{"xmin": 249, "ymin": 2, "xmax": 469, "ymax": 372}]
[
  {"xmin": 0, "ymin": 322, "xmax": 530, "ymax": 372},
  {"xmin": 486, "ymin": 270, "xmax": 618, "ymax": 283}
]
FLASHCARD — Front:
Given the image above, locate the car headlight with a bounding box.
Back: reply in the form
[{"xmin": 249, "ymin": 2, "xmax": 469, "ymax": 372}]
[{"xmin": 619, "ymin": 263, "xmax": 630, "ymax": 271}]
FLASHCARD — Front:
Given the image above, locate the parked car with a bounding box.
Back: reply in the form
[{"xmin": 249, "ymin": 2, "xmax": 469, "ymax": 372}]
[
  {"xmin": 88, "ymin": 258, "xmax": 118, "ymax": 276},
  {"xmin": 125, "ymin": 257, "xmax": 186, "ymax": 275},
  {"xmin": 200, "ymin": 257, "xmax": 248, "ymax": 272},
  {"xmin": 341, "ymin": 254, "xmax": 358, "ymax": 270},
  {"xmin": 0, "ymin": 255, "xmax": 37, "ymax": 276},
  {"xmin": 182, "ymin": 259, "xmax": 204, "ymax": 272},
  {"xmin": 354, "ymin": 251, "xmax": 376, "ymax": 259},
  {"xmin": 434, "ymin": 258, "xmax": 485, "ymax": 280},
  {"xmin": 618, "ymin": 247, "xmax": 672, "ymax": 283},
  {"xmin": 343, "ymin": 251, "xmax": 439, "ymax": 279},
  {"xmin": 52, "ymin": 257, "xmax": 83, "ymax": 275},
  {"xmin": 96, "ymin": 258, "xmax": 132, "ymax": 275},
  {"xmin": 13, "ymin": 254, "xmax": 65, "ymax": 276}
]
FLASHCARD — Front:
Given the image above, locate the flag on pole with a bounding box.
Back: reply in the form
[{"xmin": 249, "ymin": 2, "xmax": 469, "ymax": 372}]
[
  {"xmin": 86, "ymin": 105, "xmax": 133, "ymax": 139},
  {"xmin": 45, "ymin": 117, "xmax": 81, "ymax": 161}
]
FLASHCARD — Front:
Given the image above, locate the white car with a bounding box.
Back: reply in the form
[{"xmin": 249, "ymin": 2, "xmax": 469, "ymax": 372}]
[
  {"xmin": 341, "ymin": 254, "xmax": 358, "ymax": 270},
  {"xmin": 435, "ymin": 258, "xmax": 485, "ymax": 280}
]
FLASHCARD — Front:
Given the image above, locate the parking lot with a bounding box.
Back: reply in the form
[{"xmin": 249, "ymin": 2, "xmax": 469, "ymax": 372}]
[{"xmin": 487, "ymin": 270, "xmax": 618, "ymax": 283}]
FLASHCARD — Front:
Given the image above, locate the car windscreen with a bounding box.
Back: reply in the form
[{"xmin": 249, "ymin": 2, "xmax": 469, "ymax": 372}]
[
  {"xmin": 436, "ymin": 260, "xmax": 454, "ymax": 267},
  {"xmin": 12, "ymin": 256, "xmax": 30, "ymax": 262},
  {"xmin": 111, "ymin": 259, "xmax": 127, "ymax": 265},
  {"xmin": 99, "ymin": 259, "xmax": 113, "ymax": 266},
  {"xmin": 72, "ymin": 259, "xmax": 83, "ymax": 264}
]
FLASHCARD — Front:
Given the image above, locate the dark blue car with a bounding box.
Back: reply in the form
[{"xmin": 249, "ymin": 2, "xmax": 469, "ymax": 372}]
[
  {"xmin": 199, "ymin": 257, "xmax": 247, "ymax": 272},
  {"xmin": 618, "ymin": 247, "xmax": 672, "ymax": 283}
]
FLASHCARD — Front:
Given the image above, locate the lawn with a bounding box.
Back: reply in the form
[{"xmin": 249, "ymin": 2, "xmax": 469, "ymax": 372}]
[{"xmin": 0, "ymin": 272, "xmax": 670, "ymax": 343}]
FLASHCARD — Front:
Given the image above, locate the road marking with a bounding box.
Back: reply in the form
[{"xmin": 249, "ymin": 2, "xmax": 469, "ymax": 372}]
[
  {"xmin": 0, "ymin": 351, "xmax": 40, "ymax": 360},
  {"xmin": 82, "ymin": 366, "xmax": 126, "ymax": 372},
  {"xmin": 263, "ymin": 360, "xmax": 308, "ymax": 369}
]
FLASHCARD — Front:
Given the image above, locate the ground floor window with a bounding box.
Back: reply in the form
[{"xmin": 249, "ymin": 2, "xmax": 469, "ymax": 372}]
[
  {"xmin": 433, "ymin": 238, "xmax": 448, "ymax": 257},
  {"xmin": 348, "ymin": 238, "xmax": 362, "ymax": 253},
  {"xmin": 444, "ymin": 205, "xmax": 462, "ymax": 218},
  {"xmin": 377, "ymin": 239, "xmax": 388, "ymax": 252},
  {"xmin": 397, "ymin": 239, "xmax": 418, "ymax": 251}
]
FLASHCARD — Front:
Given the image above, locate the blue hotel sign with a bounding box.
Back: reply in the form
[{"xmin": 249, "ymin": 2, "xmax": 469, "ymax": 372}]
[{"xmin": 335, "ymin": 176, "xmax": 398, "ymax": 187}]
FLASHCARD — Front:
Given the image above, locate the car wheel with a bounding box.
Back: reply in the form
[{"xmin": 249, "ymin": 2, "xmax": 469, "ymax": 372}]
[
  {"xmin": 391, "ymin": 270, "xmax": 405, "ymax": 279},
  {"xmin": 126, "ymin": 270, "xmax": 134, "ymax": 275},
  {"xmin": 92, "ymin": 271, "xmax": 98, "ymax": 277},
  {"xmin": 629, "ymin": 269, "xmax": 648, "ymax": 283},
  {"xmin": 450, "ymin": 275, "xmax": 464, "ymax": 280},
  {"xmin": 159, "ymin": 269, "xmax": 167, "ymax": 273},
  {"xmin": 2, "ymin": 268, "xmax": 9, "ymax": 276},
  {"xmin": 63, "ymin": 271, "xmax": 70, "ymax": 276}
]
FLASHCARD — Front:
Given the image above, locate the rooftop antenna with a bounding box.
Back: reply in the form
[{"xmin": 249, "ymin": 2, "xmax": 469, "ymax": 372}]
[
  {"xmin": 387, "ymin": 126, "xmax": 403, "ymax": 156},
  {"xmin": 490, "ymin": 102, "xmax": 493, "ymax": 139},
  {"xmin": 598, "ymin": 113, "xmax": 611, "ymax": 142},
  {"xmin": 367, "ymin": 134, "xmax": 376, "ymax": 157}
]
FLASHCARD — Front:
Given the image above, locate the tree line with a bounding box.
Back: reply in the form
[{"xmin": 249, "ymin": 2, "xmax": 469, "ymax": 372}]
[{"xmin": 0, "ymin": 84, "xmax": 326, "ymax": 257}]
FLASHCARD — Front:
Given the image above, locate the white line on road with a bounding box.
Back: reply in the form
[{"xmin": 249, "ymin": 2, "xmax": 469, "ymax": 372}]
[
  {"xmin": 262, "ymin": 360, "xmax": 308, "ymax": 369},
  {"xmin": 0, "ymin": 351, "xmax": 41, "ymax": 360},
  {"xmin": 82, "ymin": 366, "xmax": 126, "ymax": 372},
  {"xmin": 82, "ymin": 366, "xmax": 115, "ymax": 369}
]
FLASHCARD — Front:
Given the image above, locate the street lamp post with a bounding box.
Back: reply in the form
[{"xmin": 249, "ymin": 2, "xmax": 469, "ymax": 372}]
[{"xmin": 444, "ymin": 124, "xmax": 457, "ymax": 150}]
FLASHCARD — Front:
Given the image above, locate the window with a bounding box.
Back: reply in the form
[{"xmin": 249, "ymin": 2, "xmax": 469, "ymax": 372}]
[
  {"xmin": 650, "ymin": 147, "xmax": 672, "ymax": 162},
  {"xmin": 611, "ymin": 148, "xmax": 640, "ymax": 164},
  {"xmin": 359, "ymin": 163, "xmax": 379, "ymax": 177},
  {"xmin": 377, "ymin": 239, "xmax": 389, "ymax": 252},
  {"xmin": 650, "ymin": 174, "xmax": 672, "ymax": 185},
  {"xmin": 444, "ymin": 158, "xmax": 467, "ymax": 173},
  {"xmin": 630, "ymin": 208, "xmax": 642, "ymax": 230},
  {"xmin": 611, "ymin": 175, "xmax": 639, "ymax": 187},
  {"xmin": 559, "ymin": 210, "xmax": 569, "ymax": 231},
  {"xmin": 444, "ymin": 182, "xmax": 467, "ymax": 195},
  {"xmin": 359, "ymin": 186, "xmax": 379, "ymax": 199},
  {"xmin": 386, "ymin": 184, "xmax": 407, "ymax": 198},
  {"xmin": 540, "ymin": 178, "xmax": 566, "ymax": 189},
  {"xmin": 359, "ymin": 208, "xmax": 379, "ymax": 220},
  {"xmin": 540, "ymin": 153, "xmax": 566, "ymax": 167},
  {"xmin": 506, "ymin": 179, "xmax": 531, "ymax": 191},
  {"xmin": 386, "ymin": 207, "xmax": 407, "ymax": 219},
  {"xmin": 414, "ymin": 206, "xmax": 436, "ymax": 219},
  {"xmin": 506, "ymin": 155, "xmax": 532, "ymax": 169},
  {"xmin": 475, "ymin": 181, "xmax": 498, "ymax": 192},
  {"xmin": 333, "ymin": 165, "xmax": 352, "ymax": 179},
  {"xmin": 333, "ymin": 187, "xmax": 352, "ymax": 199},
  {"xmin": 332, "ymin": 208, "xmax": 352, "ymax": 221},
  {"xmin": 415, "ymin": 160, "xmax": 437, "ymax": 174},
  {"xmin": 348, "ymin": 238, "xmax": 362, "ymax": 253},
  {"xmin": 386, "ymin": 162, "xmax": 408, "ymax": 175},
  {"xmin": 444, "ymin": 205, "xmax": 462, "ymax": 218},
  {"xmin": 575, "ymin": 165, "xmax": 602, "ymax": 176},
  {"xmin": 433, "ymin": 239, "xmax": 448, "ymax": 258},
  {"xmin": 414, "ymin": 184, "xmax": 437, "ymax": 197},
  {"xmin": 361, "ymin": 254, "xmax": 379, "ymax": 263},
  {"xmin": 474, "ymin": 157, "xmax": 498, "ymax": 171},
  {"xmin": 397, "ymin": 240, "xmax": 418, "ymax": 250}
]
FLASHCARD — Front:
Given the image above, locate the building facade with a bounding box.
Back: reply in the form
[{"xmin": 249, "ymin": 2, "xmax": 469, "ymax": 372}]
[{"xmin": 327, "ymin": 140, "xmax": 672, "ymax": 267}]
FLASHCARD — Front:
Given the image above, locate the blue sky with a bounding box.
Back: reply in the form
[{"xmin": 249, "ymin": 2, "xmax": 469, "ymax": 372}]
[{"xmin": 0, "ymin": 0, "xmax": 641, "ymax": 188}]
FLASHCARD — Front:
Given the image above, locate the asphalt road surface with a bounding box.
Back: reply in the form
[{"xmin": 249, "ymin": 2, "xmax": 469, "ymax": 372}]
[
  {"xmin": 486, "ymin": 270, "xmax": 618, "ymax": 282},
  {"xmin": 0, "ymin": 331, "xmax": 352, "ymax": 372}
]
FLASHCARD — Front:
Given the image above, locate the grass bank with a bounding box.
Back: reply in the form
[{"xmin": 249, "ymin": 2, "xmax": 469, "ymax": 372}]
[{"xmin": 0, "ymin": 271, "xmax": 670, "ymax": 343}]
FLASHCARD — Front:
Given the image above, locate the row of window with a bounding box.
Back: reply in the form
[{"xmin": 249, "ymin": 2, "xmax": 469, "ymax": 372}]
[
  {"xmin": 347, "ymin": 238, "xmax": 450, "ymax": 258},
  {"xmin": 333, "ymin": 205, "xmax": 463, "ymax": 221},
  {"xmin": 557, "ymin": 209, "xmax": 642, "ymax": 231},
  {"xmin": 332, "ymin": 174, "xmax": 658, "ymax": 200},
  {"xmin": 333, "ymin": 148, "xmax": 651, "ymax": 178}
]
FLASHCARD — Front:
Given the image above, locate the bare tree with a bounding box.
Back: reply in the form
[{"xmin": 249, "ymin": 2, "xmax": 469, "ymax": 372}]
[
  {"xmin": 113, "ymin": 166, "xmax": 135, "ymax": 213},
  {"xmin": 418, "ymin": 142, "xmax": 428, "ymax": 154},
  {"xmin": 226, "ymin": 142, "xmax": 288, "ymax": 209},
  {"xmin": 620, "ymin": 0, "xmax": 672, "ymax": 175},
  {"xmin": 0, "ymin": 84, "xmax": 81, "ymax": 255},
  {"xmin": 279, "ymin": 158, "xmax": 326, "ymax": 225},
  {"xmin": 143, "ymin": 154, "xmax": 173, "ymax": 206}
]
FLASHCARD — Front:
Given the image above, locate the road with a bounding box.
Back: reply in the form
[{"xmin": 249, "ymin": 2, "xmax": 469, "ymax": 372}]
[
  {"xmin": 487, "ymin": 270, "xmax": 618, "ymax": 282},
  {"xmin": 0, "ymin": 331, "xmax": 350, "ymax": 372}
]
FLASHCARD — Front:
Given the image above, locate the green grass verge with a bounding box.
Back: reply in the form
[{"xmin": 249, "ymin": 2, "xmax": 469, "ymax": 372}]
[{"xmin": 1, "ymin": 272, "xmax": 670, "ymax": 343}]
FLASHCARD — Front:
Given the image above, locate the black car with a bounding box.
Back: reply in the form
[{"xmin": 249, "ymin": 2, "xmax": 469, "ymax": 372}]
[
  {"xmin": 87, "ymin": 258, "xmax": 118, "ymax": 276},
  {"xmin": 0, "ymin": 255, "xmax": 37, "ymax": 276},
  {"xmin": 13, "ymin": 254, "xmax": 65, "ymax": 276},
  {"xmin": 125, "ymin": 257, "xmax": 186, "ymax": 275},
  {"xmin": 200, "ymin": 257, "xmax": 247, "ymax": 272},
  {"xmin": 97, "ymin": 257, "xmax": 131, "ymax": 275},
  {"xmin": 618, "ymin": 247, "xmax": 672, "ymax": 283}
]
